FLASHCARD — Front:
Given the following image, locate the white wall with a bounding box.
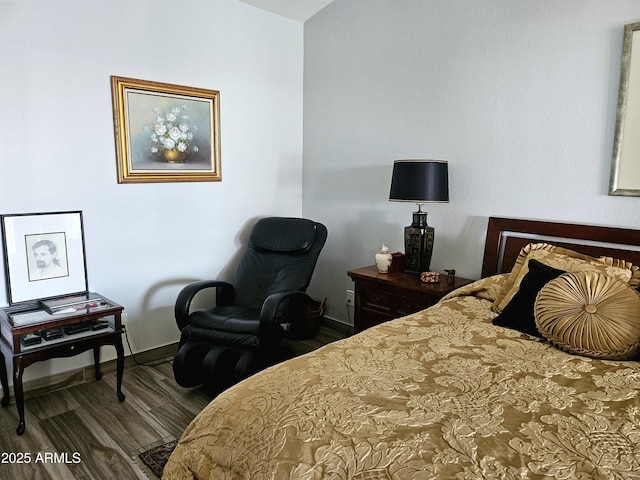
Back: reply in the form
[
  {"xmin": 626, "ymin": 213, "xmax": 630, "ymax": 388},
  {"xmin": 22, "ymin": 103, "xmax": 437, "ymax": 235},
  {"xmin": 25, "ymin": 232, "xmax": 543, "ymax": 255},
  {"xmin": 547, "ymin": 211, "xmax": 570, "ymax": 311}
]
[
  {"xmin": 0, "ymin": 0, "xmax": 304, "ymax": 382},
  {"xmin": 303, "ymin": 0, "xmax": 640, "ymax": 325}
]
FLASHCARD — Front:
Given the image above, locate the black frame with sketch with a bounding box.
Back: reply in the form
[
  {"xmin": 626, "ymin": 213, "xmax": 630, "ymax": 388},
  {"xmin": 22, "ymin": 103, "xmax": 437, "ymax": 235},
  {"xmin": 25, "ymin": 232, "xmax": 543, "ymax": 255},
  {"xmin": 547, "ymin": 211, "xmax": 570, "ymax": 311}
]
[{"xmin": 1, "ymin": 211, "xmax": 88, "ymax": 306}]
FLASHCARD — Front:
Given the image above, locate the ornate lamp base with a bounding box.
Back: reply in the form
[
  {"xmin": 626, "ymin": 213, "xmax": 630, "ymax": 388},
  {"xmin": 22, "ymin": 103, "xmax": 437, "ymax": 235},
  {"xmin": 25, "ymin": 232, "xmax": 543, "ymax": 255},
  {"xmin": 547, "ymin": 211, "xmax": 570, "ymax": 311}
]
[{"xmin": 403, "ymin": 209, "xmax": 435, "ymax": 275}]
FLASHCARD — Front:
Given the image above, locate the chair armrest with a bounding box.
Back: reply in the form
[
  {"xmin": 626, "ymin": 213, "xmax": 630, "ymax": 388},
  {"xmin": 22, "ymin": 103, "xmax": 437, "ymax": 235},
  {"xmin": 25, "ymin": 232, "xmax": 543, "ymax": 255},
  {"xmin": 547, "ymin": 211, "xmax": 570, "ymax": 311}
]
[
  {"xmin": 260, "ymin": 291, "xmax": 313, "ymax": 337},
  {"xmin": 174, "ymin": 280, "xmax": 235, "ymax": 330}
]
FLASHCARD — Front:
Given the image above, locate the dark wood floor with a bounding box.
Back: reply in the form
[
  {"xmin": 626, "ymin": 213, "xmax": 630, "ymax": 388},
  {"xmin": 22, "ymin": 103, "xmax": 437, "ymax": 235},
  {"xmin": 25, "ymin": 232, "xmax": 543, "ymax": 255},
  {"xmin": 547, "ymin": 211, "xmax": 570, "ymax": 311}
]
[{"xmin": 0, "ymin": 319, "xmax": 350, "ymax": 479}]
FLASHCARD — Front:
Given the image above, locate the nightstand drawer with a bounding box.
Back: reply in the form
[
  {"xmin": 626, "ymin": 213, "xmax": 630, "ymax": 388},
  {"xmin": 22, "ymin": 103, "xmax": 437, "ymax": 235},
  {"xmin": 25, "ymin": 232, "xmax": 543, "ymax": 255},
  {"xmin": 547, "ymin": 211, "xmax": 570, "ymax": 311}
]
[
  {"xmin": 396, "ymin": 296, "xmax": 435, "ymax": 316},
  {"xmin": 360, "ymin": 308, "xmax": 395, "ymax": 330},
  {"xmin": 362, "ymin": 287, "xmax": 393, "ymax": 311}
]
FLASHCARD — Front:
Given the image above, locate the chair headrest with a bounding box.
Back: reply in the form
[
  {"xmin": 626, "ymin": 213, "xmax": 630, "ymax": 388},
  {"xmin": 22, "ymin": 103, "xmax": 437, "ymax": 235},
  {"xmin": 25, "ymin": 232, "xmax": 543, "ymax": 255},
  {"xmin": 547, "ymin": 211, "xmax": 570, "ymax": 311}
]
[{"xmin": 249, "ymin": 217, "xmax": 317, "ymax": 253}]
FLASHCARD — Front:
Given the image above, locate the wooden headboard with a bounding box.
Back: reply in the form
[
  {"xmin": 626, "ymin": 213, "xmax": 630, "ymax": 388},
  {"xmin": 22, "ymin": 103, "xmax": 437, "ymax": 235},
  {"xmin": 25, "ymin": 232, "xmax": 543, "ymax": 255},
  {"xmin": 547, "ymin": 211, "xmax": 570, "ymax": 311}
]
[{"xmin": 481, "ymin": 217, "xmax": 640, "ymax": 277}]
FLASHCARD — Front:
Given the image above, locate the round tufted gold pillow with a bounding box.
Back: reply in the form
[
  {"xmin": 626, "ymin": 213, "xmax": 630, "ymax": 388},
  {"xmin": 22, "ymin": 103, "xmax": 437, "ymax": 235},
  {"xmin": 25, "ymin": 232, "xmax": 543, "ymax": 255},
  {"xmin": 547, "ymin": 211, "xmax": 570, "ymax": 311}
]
[{"xmin": 534, "ymin": 271, "xmax": 640, "ymax": 360}]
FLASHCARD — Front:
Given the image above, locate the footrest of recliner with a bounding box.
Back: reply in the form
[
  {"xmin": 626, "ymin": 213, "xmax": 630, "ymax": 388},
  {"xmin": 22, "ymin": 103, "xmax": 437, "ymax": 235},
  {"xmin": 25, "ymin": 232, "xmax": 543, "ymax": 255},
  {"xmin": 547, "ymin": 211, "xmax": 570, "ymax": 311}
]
[
  {"xmin": 173, "ymin": 340, "xmax": 210, "ymax": 388},
  {"xmin": 173, "ymin": 340, "xmax": 296, "ymax": 394},
  {"xmin": 201, "ymin": 346, "xmax": 244, "ymax": 393}
]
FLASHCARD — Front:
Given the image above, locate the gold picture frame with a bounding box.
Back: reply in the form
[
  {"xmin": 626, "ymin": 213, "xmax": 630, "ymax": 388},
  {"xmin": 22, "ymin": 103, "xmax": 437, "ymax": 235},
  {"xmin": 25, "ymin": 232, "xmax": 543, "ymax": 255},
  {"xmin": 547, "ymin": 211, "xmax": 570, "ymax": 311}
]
[
  {"xmin": 609, "ymin": 22, "xmax": 640, "ymax": 196},
  {"xmin": 111, "ymin": 76, "xmax": 221, "ymax": 183}
]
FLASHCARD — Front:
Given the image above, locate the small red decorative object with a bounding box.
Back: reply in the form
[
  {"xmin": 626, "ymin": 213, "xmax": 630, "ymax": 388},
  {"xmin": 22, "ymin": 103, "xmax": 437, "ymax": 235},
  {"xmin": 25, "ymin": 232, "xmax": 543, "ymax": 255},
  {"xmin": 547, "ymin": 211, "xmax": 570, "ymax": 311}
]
[{"xmin": 389, "ymin": 252, "xmax": 406, "ymax": 273}]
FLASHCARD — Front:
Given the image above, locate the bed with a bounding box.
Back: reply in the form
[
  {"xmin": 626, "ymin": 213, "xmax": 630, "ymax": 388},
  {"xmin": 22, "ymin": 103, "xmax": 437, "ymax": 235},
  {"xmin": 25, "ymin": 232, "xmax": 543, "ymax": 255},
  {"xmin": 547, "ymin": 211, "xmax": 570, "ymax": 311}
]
[{"xmin": 163, "ymin": 217, "xmax": 640, "ymax": 479}]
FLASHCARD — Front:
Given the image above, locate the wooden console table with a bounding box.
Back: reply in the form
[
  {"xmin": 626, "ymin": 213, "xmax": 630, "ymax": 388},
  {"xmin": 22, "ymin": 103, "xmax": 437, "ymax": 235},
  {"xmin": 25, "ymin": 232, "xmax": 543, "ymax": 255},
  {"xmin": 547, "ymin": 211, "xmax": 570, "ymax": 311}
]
[{"xmin": 0, "ymin": 294, "xmax": 126, "ymax": 435}]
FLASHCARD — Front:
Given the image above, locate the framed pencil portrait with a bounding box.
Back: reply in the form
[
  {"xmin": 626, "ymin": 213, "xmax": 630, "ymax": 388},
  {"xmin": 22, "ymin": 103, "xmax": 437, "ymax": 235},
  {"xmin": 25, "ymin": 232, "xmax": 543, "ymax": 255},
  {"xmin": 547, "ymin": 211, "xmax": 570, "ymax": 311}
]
[
  {"xmin": 1, "ymin": 211, "xmax": 88, "ymax": 305},
  {"xmin": 111, "ymin": 76, "xmax": 221, "ymax": 183}
]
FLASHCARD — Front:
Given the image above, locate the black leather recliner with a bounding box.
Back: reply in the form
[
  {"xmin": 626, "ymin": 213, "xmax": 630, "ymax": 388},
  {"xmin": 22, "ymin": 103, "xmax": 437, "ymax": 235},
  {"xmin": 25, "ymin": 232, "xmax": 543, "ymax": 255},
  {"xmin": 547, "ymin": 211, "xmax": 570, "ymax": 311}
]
[{"xmin": 172, "ymin": 217, "xmax": 327, "ymax": 393}]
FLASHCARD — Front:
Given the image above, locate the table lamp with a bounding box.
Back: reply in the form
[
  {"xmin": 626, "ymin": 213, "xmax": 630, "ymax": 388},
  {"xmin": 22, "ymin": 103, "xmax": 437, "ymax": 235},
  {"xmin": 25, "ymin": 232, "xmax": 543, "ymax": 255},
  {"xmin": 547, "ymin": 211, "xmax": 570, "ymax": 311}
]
[{"xmin": 389, "ymin": 159, "xmax": 449, "ymax": 275}]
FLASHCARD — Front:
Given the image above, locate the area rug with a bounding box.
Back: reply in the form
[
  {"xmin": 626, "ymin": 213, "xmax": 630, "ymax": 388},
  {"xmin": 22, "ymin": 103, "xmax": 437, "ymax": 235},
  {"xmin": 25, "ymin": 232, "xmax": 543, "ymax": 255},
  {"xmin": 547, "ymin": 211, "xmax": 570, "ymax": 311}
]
[{"xmin": 137, "ymin": 438, "xmax": 178, "ymax": 479}]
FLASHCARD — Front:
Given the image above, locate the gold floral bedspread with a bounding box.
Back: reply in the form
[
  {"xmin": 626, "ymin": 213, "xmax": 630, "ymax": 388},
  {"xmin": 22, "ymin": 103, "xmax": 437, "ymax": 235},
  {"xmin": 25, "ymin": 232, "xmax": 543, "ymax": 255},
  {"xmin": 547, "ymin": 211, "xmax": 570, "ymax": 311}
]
[{"xmin": 163, "ymin": 275, "xmax": 640, "ymax": 479}]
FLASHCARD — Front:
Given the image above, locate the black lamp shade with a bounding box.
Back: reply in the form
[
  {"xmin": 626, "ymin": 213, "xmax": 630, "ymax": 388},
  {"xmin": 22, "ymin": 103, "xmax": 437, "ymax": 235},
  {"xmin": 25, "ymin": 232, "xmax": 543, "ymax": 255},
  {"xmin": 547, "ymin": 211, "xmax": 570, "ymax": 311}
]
[
  {"xmin": 389, "ymin": 159, "xmax": 449, "ymax": 275},
  {"xmin": 389, "ymin": 160, "xmax": 449, "ymax": 203}
]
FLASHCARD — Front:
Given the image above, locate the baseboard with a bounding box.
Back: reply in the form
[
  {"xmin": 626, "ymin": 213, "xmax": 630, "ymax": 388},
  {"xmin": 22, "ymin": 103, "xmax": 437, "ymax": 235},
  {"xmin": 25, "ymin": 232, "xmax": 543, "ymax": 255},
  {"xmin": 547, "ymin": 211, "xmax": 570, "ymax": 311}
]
[
  {"xmin": 321, "ymin": 316, "xmax": 353, "ymax": 335},
  {"xmin": 17, "ymin": 342, "xmax": 179, "ymax": 400}
]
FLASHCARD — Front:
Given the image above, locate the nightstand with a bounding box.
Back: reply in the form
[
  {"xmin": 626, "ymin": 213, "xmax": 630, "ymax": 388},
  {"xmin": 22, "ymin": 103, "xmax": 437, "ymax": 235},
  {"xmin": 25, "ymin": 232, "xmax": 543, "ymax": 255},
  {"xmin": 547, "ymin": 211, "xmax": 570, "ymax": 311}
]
[{"xmin": 347, "ymin": 266, "xmax": 475, "ymax": 333}]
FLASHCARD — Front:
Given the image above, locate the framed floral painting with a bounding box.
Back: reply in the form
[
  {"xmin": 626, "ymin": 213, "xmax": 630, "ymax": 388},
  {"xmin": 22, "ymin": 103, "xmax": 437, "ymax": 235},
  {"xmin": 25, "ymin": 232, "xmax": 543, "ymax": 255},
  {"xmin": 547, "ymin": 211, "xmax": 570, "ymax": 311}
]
[{"xmin": 111, "ymin": 76, "xmax": 221, "ymax": 183}]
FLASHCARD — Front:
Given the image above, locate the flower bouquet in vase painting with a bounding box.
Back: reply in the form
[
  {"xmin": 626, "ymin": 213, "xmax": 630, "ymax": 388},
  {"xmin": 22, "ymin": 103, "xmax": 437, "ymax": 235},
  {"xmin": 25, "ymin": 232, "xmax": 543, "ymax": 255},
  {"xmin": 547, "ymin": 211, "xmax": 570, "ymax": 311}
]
[{"xmin": 144, "ymin": 105, "xmax": 199, "ymax": 163}]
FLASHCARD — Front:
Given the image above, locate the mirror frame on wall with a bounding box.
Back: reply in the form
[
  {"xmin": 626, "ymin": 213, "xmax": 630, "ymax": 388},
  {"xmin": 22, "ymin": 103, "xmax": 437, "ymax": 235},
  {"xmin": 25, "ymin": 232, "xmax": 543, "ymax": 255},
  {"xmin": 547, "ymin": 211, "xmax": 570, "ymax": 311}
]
[{"xmin": 610, "ymin": 21, "xmax": 640, "ymax": 197}]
